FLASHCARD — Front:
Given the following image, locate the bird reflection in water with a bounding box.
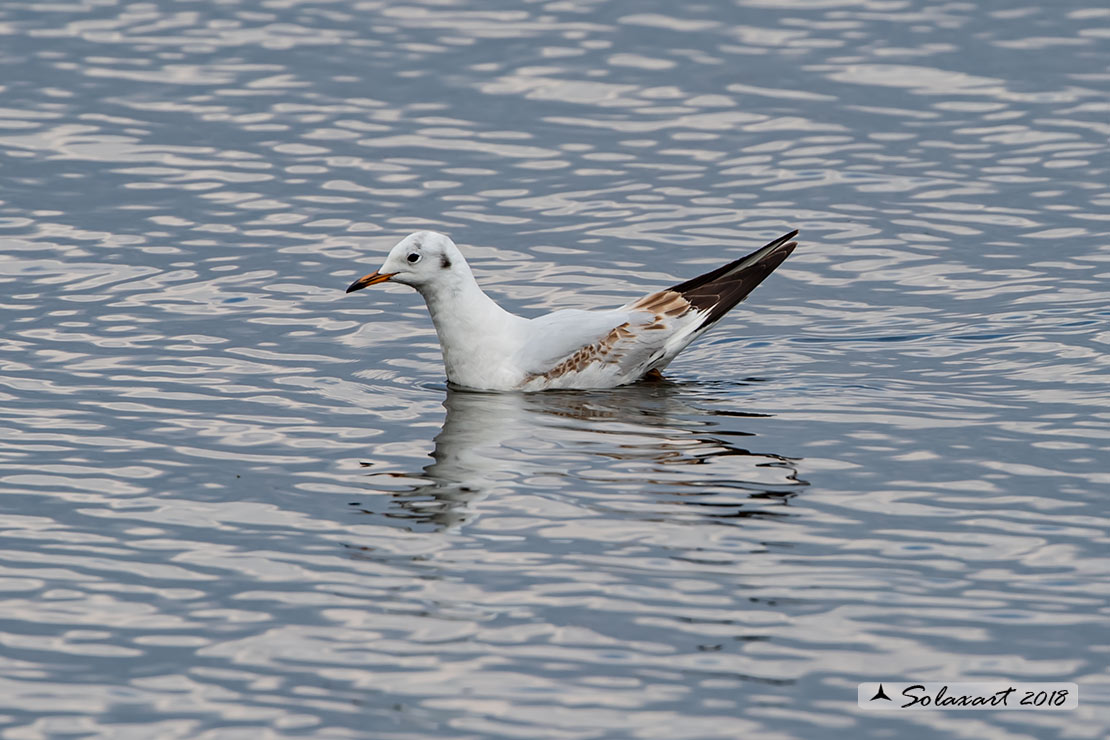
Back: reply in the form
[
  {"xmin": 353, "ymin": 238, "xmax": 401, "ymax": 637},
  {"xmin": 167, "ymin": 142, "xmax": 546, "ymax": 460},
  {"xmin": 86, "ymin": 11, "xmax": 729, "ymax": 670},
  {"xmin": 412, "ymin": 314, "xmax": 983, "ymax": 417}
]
[{"xmin": 354, "ymin": 382, "xmax": 807, "ymax": 532}]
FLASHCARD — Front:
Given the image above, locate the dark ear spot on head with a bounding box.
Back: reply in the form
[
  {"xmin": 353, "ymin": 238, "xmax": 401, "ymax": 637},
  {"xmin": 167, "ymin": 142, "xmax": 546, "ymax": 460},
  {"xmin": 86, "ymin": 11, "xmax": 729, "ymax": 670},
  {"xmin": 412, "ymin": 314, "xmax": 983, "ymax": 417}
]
[{"xmin": 440, "ymin": 254, "xmax": 452, "ymax": 269}]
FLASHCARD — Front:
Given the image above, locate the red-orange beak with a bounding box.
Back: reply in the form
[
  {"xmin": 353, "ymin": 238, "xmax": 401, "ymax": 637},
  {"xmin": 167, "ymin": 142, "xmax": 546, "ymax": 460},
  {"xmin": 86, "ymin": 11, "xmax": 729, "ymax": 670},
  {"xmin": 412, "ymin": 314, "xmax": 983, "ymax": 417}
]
[{"xmin": 345, "ymin": 271, "xmax": 397, "ymax": 293}]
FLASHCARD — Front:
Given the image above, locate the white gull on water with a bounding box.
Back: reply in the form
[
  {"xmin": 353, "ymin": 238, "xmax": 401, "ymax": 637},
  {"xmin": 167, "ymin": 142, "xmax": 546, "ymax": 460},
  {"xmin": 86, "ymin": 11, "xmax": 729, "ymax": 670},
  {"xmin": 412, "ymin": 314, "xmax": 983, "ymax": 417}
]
[{"xmin": 346, "ymin": 230, "xmax": 798, "ymax": 392}]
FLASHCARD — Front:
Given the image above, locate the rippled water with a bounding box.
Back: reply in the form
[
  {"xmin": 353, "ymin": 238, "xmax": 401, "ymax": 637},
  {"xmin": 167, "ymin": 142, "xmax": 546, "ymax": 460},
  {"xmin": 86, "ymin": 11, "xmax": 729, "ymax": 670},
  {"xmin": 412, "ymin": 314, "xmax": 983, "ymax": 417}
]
[{"xmin": 1, "ymin": 1, "xmax": 1108, "ymax": 738}]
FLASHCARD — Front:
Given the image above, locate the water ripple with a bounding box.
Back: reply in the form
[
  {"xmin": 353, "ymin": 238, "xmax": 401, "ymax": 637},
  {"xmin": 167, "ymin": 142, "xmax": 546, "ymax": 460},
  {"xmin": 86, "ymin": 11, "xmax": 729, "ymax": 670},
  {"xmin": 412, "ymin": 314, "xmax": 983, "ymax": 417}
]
[{"xmin": 0, "ymin": 1, "xmax": 1106, "ymax": 738}]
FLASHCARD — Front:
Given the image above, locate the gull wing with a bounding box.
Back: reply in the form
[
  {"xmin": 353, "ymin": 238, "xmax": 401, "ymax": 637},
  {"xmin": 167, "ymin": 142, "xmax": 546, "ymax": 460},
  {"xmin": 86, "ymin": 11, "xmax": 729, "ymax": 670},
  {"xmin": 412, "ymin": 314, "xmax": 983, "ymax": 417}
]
[
  {"xmin": 514, "ymin": 230, "xmax": 798, "ymax": 385},
  {"xmin": 514, "ymin": 308, "xmax": 648, "ymax": 376},
  {"xmin": 628, "ymin": 230, "xmax": 798, "ymax": 331}
]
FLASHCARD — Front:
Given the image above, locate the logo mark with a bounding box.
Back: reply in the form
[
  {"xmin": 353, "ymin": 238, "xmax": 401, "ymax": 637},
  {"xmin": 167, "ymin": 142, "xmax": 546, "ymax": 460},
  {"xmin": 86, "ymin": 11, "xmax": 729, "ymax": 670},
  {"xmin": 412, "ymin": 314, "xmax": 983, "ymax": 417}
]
[{"xmin": 869, "ymin": 684, "xmax": 892, "ymax": 702}]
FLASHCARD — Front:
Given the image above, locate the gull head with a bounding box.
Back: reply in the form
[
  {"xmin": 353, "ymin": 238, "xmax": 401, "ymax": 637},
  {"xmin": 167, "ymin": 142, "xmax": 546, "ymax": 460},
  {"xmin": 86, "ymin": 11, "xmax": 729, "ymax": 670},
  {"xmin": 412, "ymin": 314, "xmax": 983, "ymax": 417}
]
[{"xmin": 346, "ymin": 231, "xmax": 467, "ymax": 294}]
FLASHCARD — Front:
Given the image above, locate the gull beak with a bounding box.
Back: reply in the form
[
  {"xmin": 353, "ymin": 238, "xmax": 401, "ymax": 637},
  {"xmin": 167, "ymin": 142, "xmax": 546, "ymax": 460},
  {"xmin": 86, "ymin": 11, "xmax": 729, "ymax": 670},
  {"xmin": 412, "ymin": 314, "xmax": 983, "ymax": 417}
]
[{"xmin": 346, "ymin": 271, "xmax": 396, "ymax": 293}]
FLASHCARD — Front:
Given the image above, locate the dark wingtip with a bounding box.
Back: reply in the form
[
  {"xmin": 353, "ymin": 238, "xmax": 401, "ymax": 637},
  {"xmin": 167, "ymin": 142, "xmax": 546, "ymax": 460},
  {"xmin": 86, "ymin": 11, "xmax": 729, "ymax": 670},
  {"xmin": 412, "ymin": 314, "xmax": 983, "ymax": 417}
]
[
  {"xmin": 667, "ymin": 228, "xmax": 799, "ymax": 330},
  {"xmin": 669, "ymin": 229, "xmax": 799, "ymax": 296},
  {"xmin": 767, "ymin": 229, "xmax": 799, "ymax": 252}
]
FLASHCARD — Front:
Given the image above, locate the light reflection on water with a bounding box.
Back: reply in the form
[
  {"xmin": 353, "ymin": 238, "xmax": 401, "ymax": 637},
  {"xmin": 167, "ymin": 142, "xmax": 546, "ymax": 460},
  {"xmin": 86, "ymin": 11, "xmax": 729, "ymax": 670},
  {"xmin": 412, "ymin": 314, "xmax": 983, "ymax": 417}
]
[
  {"xmin": 359, "ymin": 386, "xmax": 805, "ymax": 532},
  {"xmin": 0, "ymin": 0, "xmax": 1108, "ymax": 738}
]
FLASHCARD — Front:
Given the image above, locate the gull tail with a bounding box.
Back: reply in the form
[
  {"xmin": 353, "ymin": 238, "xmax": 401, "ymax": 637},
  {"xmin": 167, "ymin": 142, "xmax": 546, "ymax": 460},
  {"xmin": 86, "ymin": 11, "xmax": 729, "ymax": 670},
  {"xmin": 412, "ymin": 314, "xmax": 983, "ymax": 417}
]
[{"xmin": 669, "ymin": 229, "xmax": 798, "ymax": 329}]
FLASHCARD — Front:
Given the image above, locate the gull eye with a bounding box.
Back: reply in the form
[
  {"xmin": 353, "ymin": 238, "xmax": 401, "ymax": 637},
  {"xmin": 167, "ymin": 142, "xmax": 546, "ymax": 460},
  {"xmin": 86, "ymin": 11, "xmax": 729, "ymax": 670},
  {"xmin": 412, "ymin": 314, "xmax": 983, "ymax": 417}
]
[{"xmin": 406, "ymin": 252, "xmax": 421, "ymax": 264}]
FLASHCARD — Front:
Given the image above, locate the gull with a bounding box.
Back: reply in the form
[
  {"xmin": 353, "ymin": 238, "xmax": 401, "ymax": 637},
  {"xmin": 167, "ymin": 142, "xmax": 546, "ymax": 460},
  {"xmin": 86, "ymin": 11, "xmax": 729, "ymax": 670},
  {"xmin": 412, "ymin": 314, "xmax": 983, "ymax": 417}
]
[{"xmin": 346, "ymin": 230, "xmax": 798, "ymax": 391}]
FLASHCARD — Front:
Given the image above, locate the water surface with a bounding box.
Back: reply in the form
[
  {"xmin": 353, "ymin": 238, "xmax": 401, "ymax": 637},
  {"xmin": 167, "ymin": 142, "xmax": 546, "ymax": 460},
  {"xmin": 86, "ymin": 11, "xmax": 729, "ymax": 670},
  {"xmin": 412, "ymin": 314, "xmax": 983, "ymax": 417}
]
[{"xmin": 0, "ymin": 1, "xmax": 1108, "ymax": 738}]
